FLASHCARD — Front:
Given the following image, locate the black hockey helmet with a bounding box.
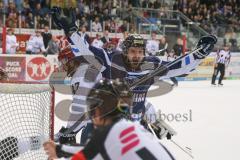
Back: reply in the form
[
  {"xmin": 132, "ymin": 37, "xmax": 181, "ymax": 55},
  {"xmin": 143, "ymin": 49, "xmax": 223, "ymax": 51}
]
[
  {"xmin": 122, "ymin": 34, "xmax": 146, "ymax": 54},
  {"xmin": 86, "ymin": 79, "xmax": 133, "ymax": 119}
]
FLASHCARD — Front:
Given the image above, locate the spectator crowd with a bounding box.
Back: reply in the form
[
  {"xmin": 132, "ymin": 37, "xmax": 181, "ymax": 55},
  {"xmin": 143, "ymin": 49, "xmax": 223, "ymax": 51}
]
[
  {"xmin": 2, "ymin": 0, "xmax": 240, "ymax": 53},
  {"xmin": 0, "ymin": 0, "xmax": 170, "ymax": 33},
  {"xmin": 174, "ymin": 0, "xmax": 240, "ymax": 50}
]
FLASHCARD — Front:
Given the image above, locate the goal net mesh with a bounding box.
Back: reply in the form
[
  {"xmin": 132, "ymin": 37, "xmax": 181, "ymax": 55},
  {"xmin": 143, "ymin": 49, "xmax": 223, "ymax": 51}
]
[{"xmin": 0, "ymin": 83, "xmax": 54, "ymax": 160}]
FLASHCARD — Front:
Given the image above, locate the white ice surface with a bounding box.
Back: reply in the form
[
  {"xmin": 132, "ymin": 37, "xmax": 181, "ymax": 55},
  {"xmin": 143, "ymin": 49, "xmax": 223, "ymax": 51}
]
[{"xmin": 54, "ymin": 80, "xmax": 240, "ymax": 160}]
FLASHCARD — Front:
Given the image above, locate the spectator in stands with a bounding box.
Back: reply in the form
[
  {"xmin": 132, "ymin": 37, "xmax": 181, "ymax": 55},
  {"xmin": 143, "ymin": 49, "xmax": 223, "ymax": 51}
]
[
  {"xmin": 46, "ymin": 36, "xmax": 60, "ymax": 55},
  {"xmin": 6, "ymin": 28, "xmax": 19, "ymax": 54},
  {"xmin": 26, "ymin": 29, "xmax": 46, "ymax": 55},
  {"xmin": 116, "ymin": 31, "xmax": 128, "ymax": 51},
  {"xmin": 158, "ymin": 7, "xmax": 167, "ymax": 18},
  {"xmin": 7, "ymin": 1, "xmax": 17, "ymax": 16},
  {"xmin": 100, "ymin": 30, "xmax": 111, "ymax": 45},
  {"xmin": 32, "ymin": 2, "xmax": 44, "ymax": 17},
  {"xmin": 80, "ymin": 25, "xmax": 90, "ymax": 44},
  {"xmin": 102, "ymin": 8, "xmax": 111, "ymax": 21},
  {"xmin": 79, "ymin": 16, "xmax": 89, "ymax": 30},
  {"xmin": 91, "ymin": 17, "xmax": 102, "ymax": 32},
  {"xmin": 41, "ymin": 25, "xmax": 52, "ymax": 49},
  {"xmin": 109, "ymin": 19, "xmax": 116, "ymax": 33},
  {"xmin": 6, "ymin": 12, "xmax": 18, "ymax": 28},
  {"xmin": 146, "ymin": 32, "xmax": 159, "ymax": 56},
  {"xmin": 25, "ymin": 12, "xmax": 34, "ymax": 28},
  {"xmin": 157, "ymin": 36, "xmax": 168, "ymax": 56},
  {"xmin": 91, "ymin": 33, "xmax": 104, "ymax": 48},
  {"xmin": 173, "ymin": 37, "xmax": 184, "ymax": 56},
  {"xmin": 224, "ymin": 27, "xmax": 238, "ymax": 51},
  {"xmin": 104, "ymin": 19, "xmax": 116, "ymax": 33},
  {"xmin": 153, "ymin": 0, "xmax": 161, "ymax": 9},
  {"xmin": 118, "ymin": 20, "xmax": 128, "ymax": 33},
  {"xmin": 176, "ymin": 0, "xmax": 240, "ymax": 52},
  {"xmin": 39, "ymin": 13, "xmax": 50, "ymax": 28},
  {"xmin": 77, "ymin": 0, "xmax": 84, "ymax": 17}
]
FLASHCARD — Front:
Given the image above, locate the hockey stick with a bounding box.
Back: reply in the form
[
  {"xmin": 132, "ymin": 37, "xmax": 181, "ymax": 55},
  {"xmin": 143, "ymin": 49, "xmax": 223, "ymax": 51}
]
[
  {"xmin": 63, "ymin": 47, "xmax": 203, "ymax": 135},
  {"xmin": 62, "ymin": 113, "xmax": 88, "ymax": 135},
  {"xmin": 129, "ymin": 46, "xmax": 203, "ymax": 90},
  {"xmin": 147, "ymin": 123, "xmax": 194, "ymax": 159},
  {"xmin": 170, "ymin": 139, "xmax": 194, "ymax": 159}
]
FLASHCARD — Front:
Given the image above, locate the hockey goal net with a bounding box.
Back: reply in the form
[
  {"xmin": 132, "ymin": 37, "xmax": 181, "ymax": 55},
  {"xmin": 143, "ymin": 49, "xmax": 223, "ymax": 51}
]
[{"xmin": 0, "ymin": 83, "xmax": 54, "ymax": 160}]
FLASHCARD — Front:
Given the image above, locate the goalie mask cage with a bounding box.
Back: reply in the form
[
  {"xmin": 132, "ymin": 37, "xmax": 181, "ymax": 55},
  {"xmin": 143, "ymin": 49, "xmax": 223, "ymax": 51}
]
[{"xmin": 0, "ymin": 83, "xmax": 54, "ymax": 160}]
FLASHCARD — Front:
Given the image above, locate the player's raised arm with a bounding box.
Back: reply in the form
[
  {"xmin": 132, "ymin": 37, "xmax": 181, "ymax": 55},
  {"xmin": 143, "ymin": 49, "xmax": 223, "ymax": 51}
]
[
  {"xmin": 159, "ymin": 35, "xmax": 217, "ymax": 79},
  {"xmin": 51, "ymin": 7, "xmax": 110, "ymax": 70}
]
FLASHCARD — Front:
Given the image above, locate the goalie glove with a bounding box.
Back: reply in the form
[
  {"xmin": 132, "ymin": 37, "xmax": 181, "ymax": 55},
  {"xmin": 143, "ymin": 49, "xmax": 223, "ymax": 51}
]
[
  {"xmin": 193, "ymin": 35, "xmax": 217, "ymax": 59},
  {"xmin": 51, "ymin": 7, "xmax": 78, "ymax": 36},
  {"xmin": 54, "ymin": 127, "xmax": 77, "ymax": 145}
]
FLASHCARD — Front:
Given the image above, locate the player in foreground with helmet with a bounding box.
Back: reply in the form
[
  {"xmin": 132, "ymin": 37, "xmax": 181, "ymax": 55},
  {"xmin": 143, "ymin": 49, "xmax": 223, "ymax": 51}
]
[
  {"xmin": 44, "ymin": 79, "xmax": 175, "ymax": 160},
  {"xmin": 51, "ymin": 7, "xmax": 217, "ymax": 145}
]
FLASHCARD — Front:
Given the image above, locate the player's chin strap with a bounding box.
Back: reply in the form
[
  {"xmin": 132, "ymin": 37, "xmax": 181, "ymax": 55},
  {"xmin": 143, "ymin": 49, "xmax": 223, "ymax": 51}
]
[
  {"xmin": 129, "ymin": 46, "xmax": 204, "ymax": 90},
  {"xmin": 147, "ymin": 123, "xmax": 194, "ymax": 159}
]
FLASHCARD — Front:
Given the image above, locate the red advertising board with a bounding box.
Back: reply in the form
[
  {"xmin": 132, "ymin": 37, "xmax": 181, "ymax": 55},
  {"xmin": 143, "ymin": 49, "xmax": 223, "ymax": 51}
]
[{"xmin": 0, "ymin": 56, "xmax": 26, "ymax": 81}]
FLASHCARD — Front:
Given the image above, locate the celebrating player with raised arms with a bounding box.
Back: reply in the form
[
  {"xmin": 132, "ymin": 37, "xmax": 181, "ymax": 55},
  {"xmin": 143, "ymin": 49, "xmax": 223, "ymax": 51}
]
[{"xmin": 51, "ymin": 7, "xmax": 217, "ymax": 147}]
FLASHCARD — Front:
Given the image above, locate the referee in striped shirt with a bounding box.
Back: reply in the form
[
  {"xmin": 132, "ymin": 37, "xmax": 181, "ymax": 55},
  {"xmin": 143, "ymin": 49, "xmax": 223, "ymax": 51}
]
[{"xmin": 211, "ymin": 44, "xmax": 231, "ymax": 86}]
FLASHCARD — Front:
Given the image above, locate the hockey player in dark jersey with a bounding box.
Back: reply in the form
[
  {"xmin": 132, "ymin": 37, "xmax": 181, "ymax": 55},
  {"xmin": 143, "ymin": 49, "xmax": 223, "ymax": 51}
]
[
  {"xmin": 51, "ymin": 7, "xmax": 217, "ymax": 121},
  {"xmin": 43, "ymin": 79, "xmax": 175, "ymax": 160},
  {"xmin": 51, "ymin": 7, "xmax": 217, "ymax": 146}
]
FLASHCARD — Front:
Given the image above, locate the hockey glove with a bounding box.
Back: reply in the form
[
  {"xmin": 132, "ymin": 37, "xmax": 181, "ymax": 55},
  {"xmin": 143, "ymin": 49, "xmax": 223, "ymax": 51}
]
[
  {"xmin": 51, "ymin": 7, "xmax": 78, "ymax": 36},
  {"xmin": 193, "ymin": 35, "xmax": 217, "ymax": 59},
  {"xmin": 54, "ymin": 127, "xmax": 76, "ymax": 144},
  {"xmin": 149, "ymin": 119, "xmax": 177, "ymax": 140}
]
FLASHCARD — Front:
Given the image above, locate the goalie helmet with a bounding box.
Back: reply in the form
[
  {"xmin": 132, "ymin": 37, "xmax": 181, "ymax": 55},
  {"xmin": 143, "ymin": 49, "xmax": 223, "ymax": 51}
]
[
  {"xmin": 86, "ymin": 79, "xmax": 132, "ymax": 119},
  {"xmin": 122, "ymin": 34, "xmax": 146, "ymax": 54},
  {"xmin": 57, "ymin": 45, "xmax": 77, "ymax": 76},
  {"xmin": 57, "ymin": 38, "xmax": 85, "ymax": 76}
]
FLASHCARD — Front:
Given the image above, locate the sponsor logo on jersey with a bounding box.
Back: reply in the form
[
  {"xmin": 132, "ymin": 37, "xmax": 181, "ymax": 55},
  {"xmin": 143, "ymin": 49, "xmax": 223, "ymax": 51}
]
[
  {"xmin": 133, "ymin": 93, "xmax": 146, "ymax": 102},
  {"xmin": 119, "ymin": 126, "xmax": 140, "ymax": 155}
]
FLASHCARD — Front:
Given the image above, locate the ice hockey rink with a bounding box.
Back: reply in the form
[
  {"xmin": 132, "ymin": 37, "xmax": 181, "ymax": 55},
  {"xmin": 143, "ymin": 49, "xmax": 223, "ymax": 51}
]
[{"xmin": 55, "ymin": 80, "xmax": 240, "ymax": 160}]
